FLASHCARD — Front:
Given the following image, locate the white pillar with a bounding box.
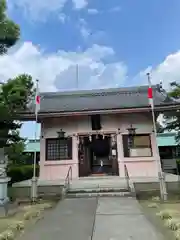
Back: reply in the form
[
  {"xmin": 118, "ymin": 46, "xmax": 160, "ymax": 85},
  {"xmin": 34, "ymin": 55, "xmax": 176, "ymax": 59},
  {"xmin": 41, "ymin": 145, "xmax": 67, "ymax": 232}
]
[
  {"xmin": 0, "ymin": 177, "xmax": 10, "ymax": 201},
  {"xmin": 151, "ymin": 133, "xmax": 160, "ymax": 159},
  {"xmin": 0, "ymin": 149, "xmax": 11, "ymax": 210},
  {"xmin": 31, "ymin": 177, "xmax": 38, "ymax": 202},
  {"xmin": 72, "ymin": 135, "xmax": 79, "ymax": 178},
  {"xmin": 117, "ymin": 133, "xmax": 125, "ymax": 177},
  {"xmin": 151, "ymin": 133, "xmax": 161, "ymax": 177},
  {"xmin": 72, "ymin": 135, "xmax": 79, "ymax": 163},
  {"xmin": 39, "ymin": 138, "xmax": 45, "ymax": 179}
]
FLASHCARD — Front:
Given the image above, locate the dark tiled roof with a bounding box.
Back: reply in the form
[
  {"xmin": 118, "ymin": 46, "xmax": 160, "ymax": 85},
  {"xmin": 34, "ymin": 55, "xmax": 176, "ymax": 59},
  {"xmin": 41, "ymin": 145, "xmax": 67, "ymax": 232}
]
[{"xmin": 38, "ymin": 85, "xmax": 175, "ymax": 113}]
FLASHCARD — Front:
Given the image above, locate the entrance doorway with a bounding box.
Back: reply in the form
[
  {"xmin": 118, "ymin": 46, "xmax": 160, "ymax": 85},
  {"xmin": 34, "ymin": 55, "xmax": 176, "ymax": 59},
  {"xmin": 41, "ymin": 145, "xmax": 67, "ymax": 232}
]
[
  {"xmin": 78, "ymin": 134, "xmax": 119, "ymax": 177},
  {"xmin": 90, "ymin": 135, "xmax": 111, "ymax": 174}
]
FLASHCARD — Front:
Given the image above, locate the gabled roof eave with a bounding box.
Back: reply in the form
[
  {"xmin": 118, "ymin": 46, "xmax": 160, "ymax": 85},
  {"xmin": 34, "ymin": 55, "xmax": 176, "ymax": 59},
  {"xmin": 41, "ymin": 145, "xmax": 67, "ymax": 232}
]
[{"xmin": 18, "ymin": 103, "xmax": 180, "ymax": 121}]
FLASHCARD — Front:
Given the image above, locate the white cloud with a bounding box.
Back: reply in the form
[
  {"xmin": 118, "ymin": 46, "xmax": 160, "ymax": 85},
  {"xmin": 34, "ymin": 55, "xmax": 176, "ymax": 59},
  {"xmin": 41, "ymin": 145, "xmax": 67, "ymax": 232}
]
[
  {"xmin": 10, "ymin": 0, "xmax": 68, "ymax": 21},
  {"xmin": 2, "ymin": 41, "xmax": 180, "ymax": 94},
  {"xmin": 3, "ymin": 41, "xmax": 179, "ymax": 138},
  {"xmin": 0, "ymin": 42, "xmax": 127, "ymax": 92},
  {"xmin": 3, "ymin": 42, "xmax": 180, "ymax": 138},
  {"xmin": 87, "ymin": 8, "xmax": 99, "ymax": 15},
  {"xmin": 151, "ymin": 51, "xmax": 180, "ymax": 89},
  {"xmin": 80, "ymin": 26, "xmax": 91, "ymax": 39},
  {"xmin": 9, "ymin": 0, "xmax": 88, "ymax": 21},
  {"xmin": 78, "ymin": 18, "xmax": 91, "ymax": 39},
  {"xmin": 58, "ymin": 13, "xmax": 67, "ymax": 23},
  {"xmin": 137, "ymin": 51, "xmax": 180, "ymax": 89},
  {"xmin": 78, "ymin": 18, "xmax": 105, "ymax": 43},
  {"xmin": 72, "ymin": 0, "xmax": 88, "ymax": 9},
  {"xmin": 87, "ymin": 6, "xmax": 121, "ymax": 15}
]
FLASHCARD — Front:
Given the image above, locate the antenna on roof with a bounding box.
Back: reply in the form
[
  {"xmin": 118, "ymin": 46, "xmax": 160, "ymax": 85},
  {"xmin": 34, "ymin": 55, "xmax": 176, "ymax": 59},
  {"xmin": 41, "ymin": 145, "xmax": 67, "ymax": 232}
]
[{"xmin": 76, "ymin": 64, "xmax": 79, "ymax": 89}]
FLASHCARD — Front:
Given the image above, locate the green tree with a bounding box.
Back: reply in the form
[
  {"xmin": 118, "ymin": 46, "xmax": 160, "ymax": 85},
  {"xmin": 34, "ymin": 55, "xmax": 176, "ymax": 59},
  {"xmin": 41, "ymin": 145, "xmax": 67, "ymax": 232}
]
[
  {"xmin": 163, "ymin": 82, "xmax": 180, "ymax": 141},
  {"xmin": 156, "ymin": 122, "xmax": 164, "ymax": 133},
  {"xmin": 0, "ymin": 74, "xmax": 34, "ymax": 149},
  {"xmin": 0, "ymin": 1, "xmax": 34, "ymax": 165},
  {"xmin": 0, "ymin": 0, "xmax": 20, "ymax": 54},
  {"xmin": 5, "ymin": 134, "xmax": 27, "ymax": 165}
]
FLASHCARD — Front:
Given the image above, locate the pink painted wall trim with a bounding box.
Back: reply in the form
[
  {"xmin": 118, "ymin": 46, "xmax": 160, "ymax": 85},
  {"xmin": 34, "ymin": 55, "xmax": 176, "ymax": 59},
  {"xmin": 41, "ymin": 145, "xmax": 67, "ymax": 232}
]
[
  {"xmin": 44, "ymin": 160, "xmax": 77, "ymax": 166},
  {"xmin": 40, "ymin": 163, "xmax": 78, "ymax": 180},
  {"xmin": 125, "ymin": 161, "xmax": 158, "ymax": 177},
  {"xmin": 39, "ymin": 113, "xmax": 160, "ymax": 180}
]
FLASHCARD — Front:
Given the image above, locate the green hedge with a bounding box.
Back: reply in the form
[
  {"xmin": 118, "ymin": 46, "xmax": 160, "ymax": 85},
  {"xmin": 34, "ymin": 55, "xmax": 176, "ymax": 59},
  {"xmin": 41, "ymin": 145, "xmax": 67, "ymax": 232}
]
[{"xmin": 7, "ymin": 165, "xmax": 39, "ymax": 185}]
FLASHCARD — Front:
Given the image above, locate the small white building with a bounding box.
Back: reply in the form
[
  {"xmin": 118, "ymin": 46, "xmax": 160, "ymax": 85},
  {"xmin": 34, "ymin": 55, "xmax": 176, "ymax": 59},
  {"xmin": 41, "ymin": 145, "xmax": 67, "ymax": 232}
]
[{"xmin": 22, "ymin": 85, "xmax": 179, "ymax": 180}]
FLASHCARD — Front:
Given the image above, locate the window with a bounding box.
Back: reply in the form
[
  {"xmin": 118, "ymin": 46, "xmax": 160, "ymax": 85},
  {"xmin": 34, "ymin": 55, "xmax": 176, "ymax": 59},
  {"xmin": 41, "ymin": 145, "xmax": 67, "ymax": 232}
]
[
  {"xmin": 91, "ymin": 114, "xmax": 101, "ymax": 130},
  {"xmin": 123, "ymin": 134, "xmax": 152, "ymax": 157},
  {"xmin": 46, "ymin": 138, "xmax": 72, "ymax": 160},
  {"xmin": 159, "ymin": 146, "xmax": 173, "ymax": 159}
]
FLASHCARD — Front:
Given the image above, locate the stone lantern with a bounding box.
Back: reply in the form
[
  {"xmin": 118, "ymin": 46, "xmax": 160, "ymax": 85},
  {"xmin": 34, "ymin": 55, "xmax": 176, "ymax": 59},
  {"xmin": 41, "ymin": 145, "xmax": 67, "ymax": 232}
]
[
  {"xmin": 57, "ymin": 129, "xmax": 66, "ymax": 139},
  {"xmin": 0, "ymin": 148, "xmax": 10, "ymax": 215},
  {"xmin": 127, "ymin": 124, "xmax": 136, "ymax": 148}
]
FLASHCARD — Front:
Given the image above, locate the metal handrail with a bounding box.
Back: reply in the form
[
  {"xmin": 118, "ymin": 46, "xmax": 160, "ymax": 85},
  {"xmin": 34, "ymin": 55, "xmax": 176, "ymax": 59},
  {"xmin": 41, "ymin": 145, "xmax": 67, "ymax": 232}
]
[
  {"xmin": 124, "ymin": 164, "xmax": 130, "ymax": 190},
  {"xmin": 64, "ymin": 166, "xmax": 72, "ymax": 190}
]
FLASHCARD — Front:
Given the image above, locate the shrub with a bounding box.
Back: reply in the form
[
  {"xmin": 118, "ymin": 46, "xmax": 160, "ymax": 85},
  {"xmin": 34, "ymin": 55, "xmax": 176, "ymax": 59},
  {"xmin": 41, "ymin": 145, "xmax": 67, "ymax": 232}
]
[
  {"xmin": 148, "ymin": 203, "xmax": 158, "ymax": 208},
  {"xmin": 8, "ymin": 221, "xmax": 25, "ymax": 231},
  {"xmin": 23, "ymin": 209, "xmax": 41, "ymax": 220},
  {"xmin": 151, "ymin": 196, "xmax": 160, "ymax": 202},
  {"xmin": 7, "ymin": 165, "xmax": 39, "ymax": 185},
  {"xmin": 156, "ymin": 210, "xmax": 172, "ymax": 220},
  {"xmin": 175, "ymin": 229, "xmax": 180, "ymax": 240},
  {"xmin": 0, "ymin": 229, "xmax": 14, "ymax": 240},
  {"xmin": 165, "ymin": 218, "xmax": 180, "ymax": 231},
  {"xmin": 38, "ymin": 202, "xmax": 53, "ymax": 210}
]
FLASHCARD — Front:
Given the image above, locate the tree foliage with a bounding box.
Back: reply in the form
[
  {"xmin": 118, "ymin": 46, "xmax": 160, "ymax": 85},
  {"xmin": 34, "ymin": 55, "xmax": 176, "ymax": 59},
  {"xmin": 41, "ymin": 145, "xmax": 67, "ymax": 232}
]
[
  {"xmin": 0, "ymin": 74, "xmax": 34, "ymax": 149},
  {"xmin": 0, "ymin": 0, "xmax": 20, "ymax": 54},
  {"xmin": 156, "ymin": 122, "xmax": 164, "ymax": 133},
  {"xmin": 5, "ymin": 135, "xmax": 27, "ymax": 165},
  {"xmin": 163, "ymin": 82, "xmax": 180, "ymax": 142},
  {"xmin": 0, "ymin": 0, "xmax": 34, "ymax": 164}
]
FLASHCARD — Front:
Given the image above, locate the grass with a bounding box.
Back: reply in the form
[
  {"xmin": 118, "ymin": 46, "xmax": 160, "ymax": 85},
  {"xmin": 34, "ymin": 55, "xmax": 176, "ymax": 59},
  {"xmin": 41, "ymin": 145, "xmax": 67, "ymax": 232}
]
[
  {"xmin": 140, "ymin": 196, "xmax": 180, "ymax": 240},
  {"xmin": 0, "ymin": 201, "xmax": 55, "ymax": 240}
]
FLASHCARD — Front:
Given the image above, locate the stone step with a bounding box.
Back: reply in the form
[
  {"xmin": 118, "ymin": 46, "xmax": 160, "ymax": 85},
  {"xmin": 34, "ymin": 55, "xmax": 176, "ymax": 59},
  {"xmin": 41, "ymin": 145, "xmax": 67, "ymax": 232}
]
[
  {"xmin": 68, "ymin": 188, "xmax": 129, "ymax": 194},
  {"xmin": 66, "ymin": 191, "xmax": 133, "ymax": 198},
  {"xmin": 78, "ymin": 176, "xmax": 125, "ymax": 180},
  {"xmin": 70, "ymin": 183, "xmax": 128, "ymax": 189}
]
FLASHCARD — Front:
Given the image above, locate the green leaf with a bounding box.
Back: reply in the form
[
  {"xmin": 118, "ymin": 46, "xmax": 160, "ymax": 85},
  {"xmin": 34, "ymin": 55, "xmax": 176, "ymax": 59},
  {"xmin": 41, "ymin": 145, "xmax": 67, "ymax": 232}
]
[
  {"xmin": 0, "ymin": 0, "xmax": 20, "ymax": 54},
  {"xmin": 163, "ymin": 82, "xmax": 180, "ymax": 143},
  {"xmin": 0, "ymin": 74, "xmax": 34, "ymax": 149}
]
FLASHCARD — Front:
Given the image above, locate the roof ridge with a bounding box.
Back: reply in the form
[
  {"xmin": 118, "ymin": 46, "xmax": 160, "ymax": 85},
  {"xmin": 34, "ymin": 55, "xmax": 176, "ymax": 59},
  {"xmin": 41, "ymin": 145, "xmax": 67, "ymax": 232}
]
[
  {"xmin": 40, "ymin": 85, "xmax": 157, "ymax": 98},
  {"xmin": 28, "ymin": 84, "xmax": 177, "ymax": 114}
]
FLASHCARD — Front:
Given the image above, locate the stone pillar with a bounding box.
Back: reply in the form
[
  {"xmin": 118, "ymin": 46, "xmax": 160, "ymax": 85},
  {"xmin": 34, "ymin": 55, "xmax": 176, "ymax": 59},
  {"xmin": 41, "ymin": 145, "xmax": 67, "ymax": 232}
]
[
  {"xmin": 39, "ymin": 138, "xmax": 45, "ymax": 179},
  {"xmin": 151, "ymin": 133, "xmax": 160, "ymax": 160},
  {"xmin": 151, "ymin": 132, "xmax": 167, "ymax": 201},
  {"xmin": 73, "ymin": 135, "xmax": 79, "ymax": 163},
  {"xmin": 31, "ymin": 177, "xmax": 38, "ymax": 202},
  {"xmin": 151, "ymin": 132, "xmax": 161, "ymax": 177},
  {"xmin": 72, "ymin": 135, "xmax": 79, "ymax": 178},
  {"xmin": 0, "ymin": 148, "xmax": 11, "ymax": 215},
  {"xmin": 0, "ymin": 176, "xmax": 11, "ymax": 216},
  {"xmin": 117, "ymin": 133, "xmax": 125, "ymax": 177}
]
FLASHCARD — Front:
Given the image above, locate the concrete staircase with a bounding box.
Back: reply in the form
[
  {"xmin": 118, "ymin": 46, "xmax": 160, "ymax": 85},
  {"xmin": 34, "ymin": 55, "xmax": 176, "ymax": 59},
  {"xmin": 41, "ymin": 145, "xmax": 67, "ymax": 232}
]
[{"xmin": 66, "ymin": 176, "xmax": 133, "ymax": 199}]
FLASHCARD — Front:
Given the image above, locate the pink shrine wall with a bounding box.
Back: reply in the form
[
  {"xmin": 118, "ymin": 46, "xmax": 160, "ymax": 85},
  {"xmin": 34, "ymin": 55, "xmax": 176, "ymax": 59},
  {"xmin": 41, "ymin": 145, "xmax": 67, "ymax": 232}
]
[{"xmin": 39, "ymin": 113, "xmax": 159, "ymax": 180}]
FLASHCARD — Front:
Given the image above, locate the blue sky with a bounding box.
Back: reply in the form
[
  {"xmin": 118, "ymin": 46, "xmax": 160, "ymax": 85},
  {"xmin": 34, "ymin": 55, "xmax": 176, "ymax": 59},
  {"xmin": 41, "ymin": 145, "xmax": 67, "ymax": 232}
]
[{"xmin": 3, "ymin": 0, "xmax": 180, "ymax": 138}]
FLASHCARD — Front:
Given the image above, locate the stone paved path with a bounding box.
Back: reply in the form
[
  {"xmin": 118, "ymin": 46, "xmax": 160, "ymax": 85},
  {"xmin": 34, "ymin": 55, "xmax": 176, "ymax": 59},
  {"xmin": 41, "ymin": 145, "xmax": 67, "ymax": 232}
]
[{"xmin": 19, "ymin": 197, "xmax": 164, "ymax": 240}]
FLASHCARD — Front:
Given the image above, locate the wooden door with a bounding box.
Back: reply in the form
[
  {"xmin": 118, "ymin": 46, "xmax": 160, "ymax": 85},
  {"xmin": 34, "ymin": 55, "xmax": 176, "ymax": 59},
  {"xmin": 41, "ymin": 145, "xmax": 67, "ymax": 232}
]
[
  {"xmin": 111, "ymin": 135, "xmax": 119, "ymax": 176},
  {"xmin": 78, "ymin": 137, "xmax": 88, "ymax": 177}
]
